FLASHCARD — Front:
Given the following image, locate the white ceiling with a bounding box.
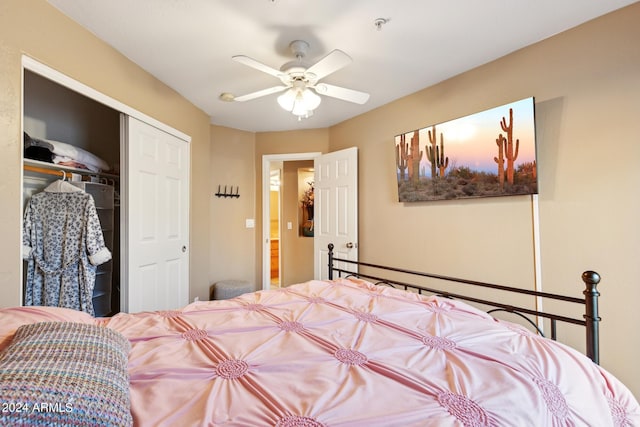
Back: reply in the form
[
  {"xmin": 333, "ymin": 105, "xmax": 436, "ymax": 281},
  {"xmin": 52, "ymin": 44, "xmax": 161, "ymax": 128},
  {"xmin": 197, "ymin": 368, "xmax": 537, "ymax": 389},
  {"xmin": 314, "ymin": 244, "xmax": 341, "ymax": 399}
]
[{"xmin": 47, "ymin": 0, "xmax": 636, "ymax": 133}]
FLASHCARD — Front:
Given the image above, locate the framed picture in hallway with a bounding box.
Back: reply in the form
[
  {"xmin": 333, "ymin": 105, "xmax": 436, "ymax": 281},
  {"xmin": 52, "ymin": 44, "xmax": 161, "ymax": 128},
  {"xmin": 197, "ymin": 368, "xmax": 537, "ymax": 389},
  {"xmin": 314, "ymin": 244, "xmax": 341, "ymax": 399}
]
[
  {"xmin": 298, "ymin": 169, "xmax": 314, "ymax": 237},
  {"xmin": 395, "ymin": 97, "xmax": 538, "ymax": 202}
]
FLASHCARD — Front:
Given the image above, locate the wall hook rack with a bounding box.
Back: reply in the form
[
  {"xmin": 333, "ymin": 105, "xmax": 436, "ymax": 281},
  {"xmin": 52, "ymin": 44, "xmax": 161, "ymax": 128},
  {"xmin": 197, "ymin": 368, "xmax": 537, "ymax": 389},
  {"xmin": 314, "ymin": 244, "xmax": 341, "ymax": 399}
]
[{"xmin": 215, "ymin": 185, "xmax": 240, "ymax": 198}]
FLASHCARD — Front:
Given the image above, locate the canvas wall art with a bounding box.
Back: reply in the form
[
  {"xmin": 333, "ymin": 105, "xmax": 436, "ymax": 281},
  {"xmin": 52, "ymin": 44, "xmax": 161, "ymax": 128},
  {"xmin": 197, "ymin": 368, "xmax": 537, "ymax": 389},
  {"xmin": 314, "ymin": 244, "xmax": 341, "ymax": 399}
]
[{"xmin": 395, "ymin": 97, "xmax": 538, "ymax": 202}]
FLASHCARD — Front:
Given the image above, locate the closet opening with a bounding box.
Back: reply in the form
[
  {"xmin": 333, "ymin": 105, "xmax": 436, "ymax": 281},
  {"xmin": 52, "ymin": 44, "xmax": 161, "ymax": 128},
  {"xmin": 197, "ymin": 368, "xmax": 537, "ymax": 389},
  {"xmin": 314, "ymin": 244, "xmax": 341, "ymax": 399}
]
[{"xmin": 22, "ymin": 69, "xmax": 121, "ymax": 316}]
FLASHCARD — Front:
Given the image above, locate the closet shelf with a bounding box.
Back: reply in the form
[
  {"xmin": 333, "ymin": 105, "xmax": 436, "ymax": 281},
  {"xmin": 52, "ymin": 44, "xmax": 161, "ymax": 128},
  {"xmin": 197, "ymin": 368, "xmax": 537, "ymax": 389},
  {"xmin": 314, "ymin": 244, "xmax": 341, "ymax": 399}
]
[{"xmin": 23, "ymin": 158, "xmax": 119, "ymax": 180}]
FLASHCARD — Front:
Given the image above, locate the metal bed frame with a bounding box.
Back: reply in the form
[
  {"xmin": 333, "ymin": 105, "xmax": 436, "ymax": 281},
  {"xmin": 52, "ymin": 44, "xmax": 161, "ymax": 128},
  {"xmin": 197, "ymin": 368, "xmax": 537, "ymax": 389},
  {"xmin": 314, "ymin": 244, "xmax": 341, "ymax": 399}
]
[{"xmin": 327, "ymin": 244, "xmax": 602, "ymax": 364}]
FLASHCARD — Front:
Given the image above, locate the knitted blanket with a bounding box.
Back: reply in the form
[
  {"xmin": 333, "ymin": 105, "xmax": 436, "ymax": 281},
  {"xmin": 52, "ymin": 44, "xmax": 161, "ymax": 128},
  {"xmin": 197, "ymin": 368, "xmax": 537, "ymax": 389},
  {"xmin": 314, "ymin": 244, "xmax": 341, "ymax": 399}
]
[{"xmin": 0, "ymin": 322, "xmax": 131, "ymax": 426}]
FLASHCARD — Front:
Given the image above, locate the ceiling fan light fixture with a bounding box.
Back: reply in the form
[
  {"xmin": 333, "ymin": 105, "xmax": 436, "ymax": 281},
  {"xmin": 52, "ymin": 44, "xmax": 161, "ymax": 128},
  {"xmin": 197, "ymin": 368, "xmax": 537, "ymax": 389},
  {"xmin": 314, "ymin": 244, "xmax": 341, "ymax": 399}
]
[
  {"xmin": 277, "ymin": 88, "xmax": 296, "ymax": 110},
  {"xmin": 300, "ymin": 88, "xmax": 321, "ymax": 109},
  {"xmin": 277, "ymin": 87, "xmax": 321, "ymax": 118}
]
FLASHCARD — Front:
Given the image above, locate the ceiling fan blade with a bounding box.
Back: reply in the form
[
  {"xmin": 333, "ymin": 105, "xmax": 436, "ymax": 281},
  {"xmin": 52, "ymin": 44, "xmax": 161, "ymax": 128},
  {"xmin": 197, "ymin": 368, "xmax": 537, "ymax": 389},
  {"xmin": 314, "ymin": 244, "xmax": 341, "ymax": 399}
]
[
  {"xmin": 306, "ymin": 49, "xmax": 352, "ymax": 80},
  {"xmin": 233, "ymin": 85, "xmax": 288, "ymax": 102},
  {"xmin": 232, "ymin": 55, "xmax": 283, "ymax": 78},
  {"xmin": 314, "ymin": 83, "xmax": 370, "ymax": 104}
]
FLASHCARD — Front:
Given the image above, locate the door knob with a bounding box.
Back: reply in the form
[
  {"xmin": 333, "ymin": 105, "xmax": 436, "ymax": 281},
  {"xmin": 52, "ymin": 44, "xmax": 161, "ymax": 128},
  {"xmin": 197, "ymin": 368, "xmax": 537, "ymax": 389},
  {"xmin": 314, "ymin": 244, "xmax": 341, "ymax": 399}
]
[
  {"xmin": 346, "ymin": 242, "xmax": 355, "ymax": 249},
  {"xmin": 182, "ymin": 246, "xmax": 187, "ymax": 253}
]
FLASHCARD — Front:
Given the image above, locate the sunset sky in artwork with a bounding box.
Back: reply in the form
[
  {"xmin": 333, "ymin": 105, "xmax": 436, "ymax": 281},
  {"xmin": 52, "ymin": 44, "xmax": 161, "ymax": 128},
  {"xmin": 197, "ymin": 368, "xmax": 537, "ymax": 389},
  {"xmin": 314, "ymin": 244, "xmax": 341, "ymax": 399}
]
[{"xmin": 396, "ymin": 98, "xmax": 536, "ymax": 175}]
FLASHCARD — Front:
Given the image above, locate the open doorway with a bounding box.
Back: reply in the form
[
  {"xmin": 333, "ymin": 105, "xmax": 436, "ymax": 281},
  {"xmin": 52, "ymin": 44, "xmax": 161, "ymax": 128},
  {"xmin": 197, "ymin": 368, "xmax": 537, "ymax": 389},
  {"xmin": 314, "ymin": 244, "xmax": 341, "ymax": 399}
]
[
  {"xmin": 262, "ymin": 153, "xmax": 320, "ymax": 290},
  {"xmin": 268, "ymin": 165, "xmax": 282, "ymax": 287}
]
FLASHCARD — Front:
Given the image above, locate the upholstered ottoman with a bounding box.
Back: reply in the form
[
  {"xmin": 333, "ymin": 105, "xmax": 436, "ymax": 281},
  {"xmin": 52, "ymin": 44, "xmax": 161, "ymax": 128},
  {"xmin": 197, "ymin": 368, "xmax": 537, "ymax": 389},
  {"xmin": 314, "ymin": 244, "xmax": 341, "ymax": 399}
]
[{"xmin": 210, "ymin": 280, "xmax": 253, "ymax": 300}]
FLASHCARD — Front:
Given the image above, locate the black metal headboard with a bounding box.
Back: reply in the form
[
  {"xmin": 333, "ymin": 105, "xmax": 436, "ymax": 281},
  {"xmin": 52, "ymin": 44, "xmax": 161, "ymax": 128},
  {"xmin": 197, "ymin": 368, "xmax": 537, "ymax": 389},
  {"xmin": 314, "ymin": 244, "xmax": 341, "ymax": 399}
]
[{"xmin": 327, "ymin": 244, "xmax": 601, "ymax": 364}]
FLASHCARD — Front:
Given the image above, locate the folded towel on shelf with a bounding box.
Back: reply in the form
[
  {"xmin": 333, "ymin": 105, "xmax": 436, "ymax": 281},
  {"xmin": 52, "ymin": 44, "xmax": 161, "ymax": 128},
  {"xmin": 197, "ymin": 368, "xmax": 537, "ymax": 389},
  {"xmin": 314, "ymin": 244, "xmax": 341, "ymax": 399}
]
[
  {"xmin": 24, "ymin": 132, "xmax": 110, "ymax": 172},
  {"xmin": 53, "ymin": 155, "xmax": 101, "ymax": 172}
]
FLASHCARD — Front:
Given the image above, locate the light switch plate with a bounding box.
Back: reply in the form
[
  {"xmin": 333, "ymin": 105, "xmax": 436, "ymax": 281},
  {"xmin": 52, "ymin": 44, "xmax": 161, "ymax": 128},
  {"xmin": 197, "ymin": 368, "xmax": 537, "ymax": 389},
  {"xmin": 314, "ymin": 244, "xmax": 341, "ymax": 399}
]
[{"xmin": 245, "ymin": 218, "xmax": 255, "ymax": 228}]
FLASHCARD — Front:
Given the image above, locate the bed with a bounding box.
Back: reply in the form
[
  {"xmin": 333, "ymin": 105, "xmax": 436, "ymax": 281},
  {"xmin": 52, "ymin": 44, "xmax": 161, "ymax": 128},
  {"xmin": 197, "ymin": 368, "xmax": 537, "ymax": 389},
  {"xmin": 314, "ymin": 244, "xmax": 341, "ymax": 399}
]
[{"xmin": 1, "ymin": 246, "xmax": 639, "ymax": 426}]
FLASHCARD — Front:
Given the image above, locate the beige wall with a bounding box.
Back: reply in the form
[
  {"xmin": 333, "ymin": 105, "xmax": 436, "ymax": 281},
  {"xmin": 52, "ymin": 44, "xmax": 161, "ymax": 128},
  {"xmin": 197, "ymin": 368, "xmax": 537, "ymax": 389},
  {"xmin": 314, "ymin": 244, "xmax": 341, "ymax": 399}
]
[
  {"xmin": 0, "ymin": 0, "xmax": 211, "ymax": 304},
  {"xmin": 269, "ymin": 190, "xmax": 279, "ymax": 238},
  {"xmin": 329, "ymin": 4, "xmax": 640, "ymax": 396},
  {"xmin": 209, "ymin": 125, "xmax": 256, "ymax": 292}
]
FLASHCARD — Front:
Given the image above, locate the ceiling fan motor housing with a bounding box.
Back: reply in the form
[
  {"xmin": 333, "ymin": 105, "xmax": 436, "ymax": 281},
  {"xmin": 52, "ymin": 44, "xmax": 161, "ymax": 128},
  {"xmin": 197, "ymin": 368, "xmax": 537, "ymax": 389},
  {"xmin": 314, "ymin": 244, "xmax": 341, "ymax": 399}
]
[
  {"xmin": 289, "ymin": 40, "xmax": 310, "ymax": 58},
  {"xmin": 279, "ymin": 40, "xmax": 313, "ymax": 82}
]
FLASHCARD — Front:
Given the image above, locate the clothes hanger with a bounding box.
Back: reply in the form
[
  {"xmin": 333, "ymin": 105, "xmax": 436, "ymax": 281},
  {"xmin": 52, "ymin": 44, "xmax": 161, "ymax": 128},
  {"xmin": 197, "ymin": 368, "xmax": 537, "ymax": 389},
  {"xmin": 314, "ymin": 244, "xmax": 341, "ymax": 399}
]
[{"xmin": 44, "ymin": 170, "xmax": 83, "ymax": 193}]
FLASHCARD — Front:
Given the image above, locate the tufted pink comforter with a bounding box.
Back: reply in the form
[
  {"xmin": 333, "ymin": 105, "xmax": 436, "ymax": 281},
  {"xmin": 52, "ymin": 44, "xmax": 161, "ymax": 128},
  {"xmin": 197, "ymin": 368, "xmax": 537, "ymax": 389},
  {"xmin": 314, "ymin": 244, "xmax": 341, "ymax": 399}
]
[{"xmin": 1, "ymin": 278, "xmax": 639, "ymax": 426}]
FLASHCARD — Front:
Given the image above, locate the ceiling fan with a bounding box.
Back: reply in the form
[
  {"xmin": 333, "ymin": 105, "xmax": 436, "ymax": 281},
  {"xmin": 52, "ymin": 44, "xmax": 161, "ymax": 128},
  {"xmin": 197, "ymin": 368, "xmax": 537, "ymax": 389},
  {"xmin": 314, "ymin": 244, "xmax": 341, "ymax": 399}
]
[{"xmin": 227, "ymin": 40, "xmax": 370, "ymax": 119}]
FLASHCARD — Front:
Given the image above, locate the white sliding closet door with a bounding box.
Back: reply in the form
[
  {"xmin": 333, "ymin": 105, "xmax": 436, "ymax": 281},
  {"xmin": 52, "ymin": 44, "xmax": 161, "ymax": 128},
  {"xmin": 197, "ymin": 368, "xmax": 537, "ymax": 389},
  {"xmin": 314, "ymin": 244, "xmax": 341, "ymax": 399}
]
[{"xmin": 124, "ymin": 116, "xmax": 190, "ymax": 312}]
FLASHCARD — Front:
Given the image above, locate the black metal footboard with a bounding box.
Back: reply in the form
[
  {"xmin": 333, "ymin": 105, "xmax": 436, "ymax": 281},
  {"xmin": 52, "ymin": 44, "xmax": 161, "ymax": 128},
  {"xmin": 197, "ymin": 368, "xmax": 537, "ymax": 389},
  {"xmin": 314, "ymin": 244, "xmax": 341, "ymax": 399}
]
[{"xmin": 327, "ymin": 244, "xmax": 601, "ymax": 364}]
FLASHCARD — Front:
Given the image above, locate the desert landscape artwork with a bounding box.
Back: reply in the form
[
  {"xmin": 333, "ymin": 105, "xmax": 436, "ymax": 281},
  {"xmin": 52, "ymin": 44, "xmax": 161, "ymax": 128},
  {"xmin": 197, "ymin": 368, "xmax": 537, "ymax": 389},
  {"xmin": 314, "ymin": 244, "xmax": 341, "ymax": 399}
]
[{"xmin": 395, "ymin": 97, "xmax": 537, "ymax": 202}]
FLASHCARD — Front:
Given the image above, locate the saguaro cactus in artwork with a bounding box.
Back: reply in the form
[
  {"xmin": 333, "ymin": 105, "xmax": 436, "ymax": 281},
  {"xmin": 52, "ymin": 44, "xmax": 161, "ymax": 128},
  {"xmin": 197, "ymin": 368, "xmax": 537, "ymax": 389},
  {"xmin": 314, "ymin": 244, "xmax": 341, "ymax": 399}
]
[
  {"xmin": 494, "ymin": 134, "xmax": 506, "ymax": 190},
  {"xmin": 426, "ymin": 125, "xmax": 438, "ymax": 178},
  {"xmin": 532, "ymin": 160, "xmax": 537, "ymax": 180},
  {"xmin": 407, "ymin": 130, "xmax": 423, "ymax": 183},
  {"xmin": 436, "ymin": 133, "xmax": 449, "ymax": 177},
  {"xmin": 396, "ymin": 134, "xmax": 408, "ymax": 180},
  {"xmin": 500, "ymin": 108, "xmax": 520, "ymax": 185}
]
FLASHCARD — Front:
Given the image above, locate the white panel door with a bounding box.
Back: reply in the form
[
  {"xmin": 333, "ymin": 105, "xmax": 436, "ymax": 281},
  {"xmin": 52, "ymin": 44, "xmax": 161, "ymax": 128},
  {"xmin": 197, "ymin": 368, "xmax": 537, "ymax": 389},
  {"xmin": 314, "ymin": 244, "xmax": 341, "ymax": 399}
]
[
  {"xmin": 314, "ymin": 147, "xmax": 358, "ymax": 280},
  {"xmin": 125, "ymin": 116, "xmax": 189, "ymax": 312}
]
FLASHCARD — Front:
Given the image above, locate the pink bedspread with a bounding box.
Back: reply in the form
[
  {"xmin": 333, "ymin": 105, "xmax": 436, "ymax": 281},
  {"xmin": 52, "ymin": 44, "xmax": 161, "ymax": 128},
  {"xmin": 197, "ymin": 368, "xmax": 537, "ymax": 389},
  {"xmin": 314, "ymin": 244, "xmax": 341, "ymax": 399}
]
[{"xmin": 1, "ymin": 278, "xmax": 639, "ymax": 426}]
